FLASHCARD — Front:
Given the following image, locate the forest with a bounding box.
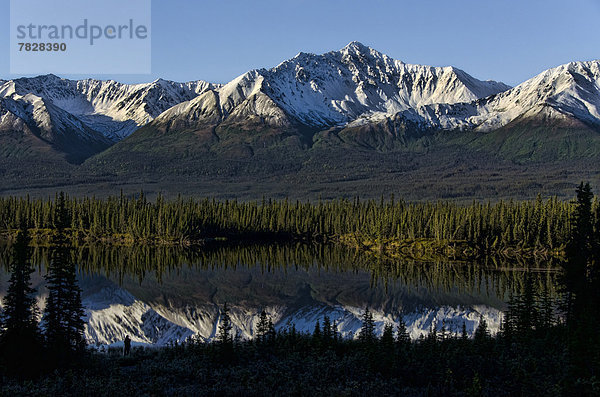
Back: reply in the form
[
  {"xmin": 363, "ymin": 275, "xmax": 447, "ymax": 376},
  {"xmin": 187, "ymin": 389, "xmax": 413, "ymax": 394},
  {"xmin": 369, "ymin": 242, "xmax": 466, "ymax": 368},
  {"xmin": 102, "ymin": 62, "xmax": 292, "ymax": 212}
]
[
  {"xmin": 0, "ymin": 183, "xmax": 599, "ymax": 395},
  {"xmin": 1, "ymin": 189, "xmax": 597, "ymax": 258}
]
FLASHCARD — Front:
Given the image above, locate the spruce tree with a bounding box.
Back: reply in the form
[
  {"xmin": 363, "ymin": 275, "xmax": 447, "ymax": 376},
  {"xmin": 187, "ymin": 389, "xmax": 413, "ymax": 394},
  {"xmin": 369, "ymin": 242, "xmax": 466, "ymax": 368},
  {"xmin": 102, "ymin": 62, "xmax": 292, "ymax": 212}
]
[
  {"xmin": 256, "ymin": 310, "xmax": 270, "ymax": 343},
  {"xmin": 216, "ymin": 303, "xmax": 233, "ymax": 345},
  {"xmin": 396, "ymin": 318, "xmax": 410, "ymax": 346},
  {"xmin": 43, "ymin": 247, "xmax": 86, "ymax": 354},
  {"xmin": 43, "ymin": 196, "xmax": 85, "ymax": 356},
  {"xmin": 381, "ymin": 323, "xmax": 395, "ymax": 347},
  {"xmin": 0, "ymin": 227, "xmax": 42, "ymax": 375},
  {"xmin": 461, "ymin": 321, "xmax": 468, "ymax": 340},
  {"xmin": 313, "ymin": 320, "xmax": 322, "ymax": 339},
  {"xmin": 359, "ymin": 307, "xmax": 375, "ymax": 343},
  {"xmin": 0, "ymin": 227, "xmax": 39, "ymax": 337},
  {"xmin": 570, "ymin": 182, "xmax": 594, "ymax": 259},
  {"xmin": 322, "ymin": 316, "xmax": 333, "ymax": 342},
  {"xmin": 267, "ymin": 317, "xmax": 276, "ymax": 341},
  {"xmin": 473, "ymin": 315, "xmax": 489, "ymax": 342}
]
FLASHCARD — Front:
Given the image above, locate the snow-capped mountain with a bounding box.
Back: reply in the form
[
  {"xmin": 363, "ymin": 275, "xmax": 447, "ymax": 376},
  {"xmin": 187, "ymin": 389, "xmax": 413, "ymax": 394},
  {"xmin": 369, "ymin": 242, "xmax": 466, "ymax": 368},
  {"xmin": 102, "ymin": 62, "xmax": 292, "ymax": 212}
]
[
  {"xmin": 382, "ymin": 60, "xmax": 600, "ymax": 131},
  {"xmin": 152, "ymin": 41, "xmax": 510, "ymax": 131},
  {"xmin": 2, "ymin": 41, "xmax": 600, "ymax": 183},
  {"xmin": 0, "ymin": 75, "xmax": 218, "ymax": 141},
  {"xmin": 0, "ymin": 92, "xmax": 106, "ymax": 141},
  {"xmin": 261, "ymin": 41, "xmax": 509, "ymax": 126},
  {"xmin": 0, "ymin": 92, "xmax": 112, "ymax": 163},
  {"xmin": 5, "ymin": 42, "xmax": 600, "ymax": 150}
]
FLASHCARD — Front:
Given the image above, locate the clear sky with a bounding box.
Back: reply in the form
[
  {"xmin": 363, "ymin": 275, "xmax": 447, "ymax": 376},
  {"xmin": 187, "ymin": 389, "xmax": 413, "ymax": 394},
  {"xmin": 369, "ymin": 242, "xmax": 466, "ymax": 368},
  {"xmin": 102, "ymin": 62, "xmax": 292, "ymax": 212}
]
[{"xmin": 1, "ymin": 0, "xmax": 599, "ymax": 87}]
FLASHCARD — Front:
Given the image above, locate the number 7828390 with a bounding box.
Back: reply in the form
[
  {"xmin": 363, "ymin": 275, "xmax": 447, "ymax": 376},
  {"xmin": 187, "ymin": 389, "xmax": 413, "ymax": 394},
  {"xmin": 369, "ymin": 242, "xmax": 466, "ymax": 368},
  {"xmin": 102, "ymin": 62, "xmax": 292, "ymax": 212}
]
[{"xmin": 18, "ymin": 42, "xmax": 67, "ymax": 51}]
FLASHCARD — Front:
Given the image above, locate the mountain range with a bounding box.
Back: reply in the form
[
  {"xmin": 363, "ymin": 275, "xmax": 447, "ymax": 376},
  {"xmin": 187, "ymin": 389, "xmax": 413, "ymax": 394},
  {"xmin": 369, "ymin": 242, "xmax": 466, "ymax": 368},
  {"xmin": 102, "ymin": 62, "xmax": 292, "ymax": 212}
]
[{"xmin": 1, "ymin": 42, "xmax": 598, "ymax": 199}]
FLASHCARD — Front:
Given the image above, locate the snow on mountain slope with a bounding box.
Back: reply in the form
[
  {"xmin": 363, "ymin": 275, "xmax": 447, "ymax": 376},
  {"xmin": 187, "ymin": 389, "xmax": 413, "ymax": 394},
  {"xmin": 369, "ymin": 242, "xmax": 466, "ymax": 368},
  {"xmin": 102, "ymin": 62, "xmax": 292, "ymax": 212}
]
[
  {"xmin": 156, "ymin": 71, "xmax": 294, "ymax": 130},
  {"xmin": 0, "ymin": 75, "xmax": 218, "ymax": 140},
  {"xmin": 84, "ymin": 286, "xmax": 194, "ymax": 346},
  {"xmin": 0, "ymin": 92, "xmax": 113, "ymax": 163},
  {"xmin": 393, "ymin": 60, "xmax": 600, "ymax": 131},
  {"xmin": 260, "ymin": 41, "xmax": 509, "ymax": 127},
  {"xmin": 0, "ymin": 92, "xmax": 111, "ymax": 144},
  {"xmin": 152, "ymin": 42, "xmax": 510, "ymax": 131},
  {"xmin": 472, "ymin": 60, "xmax": 600, "ymax": 130},
  {"xmin": 82, "ymin": 282, "xmax": 503, "ymax": 347},
  {"xmin": 5, "ymin": 44, "xmax": 597, "ymax": 150}
]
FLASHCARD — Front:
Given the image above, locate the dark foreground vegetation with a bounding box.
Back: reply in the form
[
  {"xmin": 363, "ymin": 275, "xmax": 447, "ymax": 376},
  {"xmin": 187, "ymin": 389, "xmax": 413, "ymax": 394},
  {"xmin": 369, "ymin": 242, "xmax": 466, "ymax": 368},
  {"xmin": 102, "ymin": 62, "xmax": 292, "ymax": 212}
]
[
  {"xmin": 0, "ymin": 183, "xmax": 599, "ymax": 395},
  {"xmin": 0, "ymin": 317, "xmax": 576, "ymax": 396}
]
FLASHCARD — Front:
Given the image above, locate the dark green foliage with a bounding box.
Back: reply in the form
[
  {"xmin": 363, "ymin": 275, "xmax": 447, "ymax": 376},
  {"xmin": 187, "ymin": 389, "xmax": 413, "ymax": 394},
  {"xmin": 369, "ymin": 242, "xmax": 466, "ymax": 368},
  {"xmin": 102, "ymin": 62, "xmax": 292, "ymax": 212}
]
[
  {"xmin": 569, "ymin": 182, "xmax": 595, "ymax": 259},
  {"xmin": 216, "ymin": 303, "xmax": 233, "ymax": 346},
  {"xmin": 381, "ymin": 323, "xmax": 395, "ymax": 347},
  {"xmin": 312, "ymin": 320, "xmax": 321, "ymax": 339},
  {"xmin": 322, "ymin": 316, "xmax": 333, "ymax": 342},
  {"xmin": 0, "ymin": 227, "xmax": 43, "ymax": 377},
  {"xmin": 502, "ymin": 274, "xmax": 556, "ymax": 336},
  {"xmin": 473, "ymin": 315, "xmax": 489, "ymax": 342},
  {"xmin": 559, "ymin": 183, "xmax": 600, "ymax": 380},
  {"xmin": 0, "ymin": 321, "xmax": 575, "ymax": 396},
  {"xmin": 0, "ymin": 228, "xmax": 39, "ymax": 336},
  {"xmin": 0, "ymin": 185, "xmax": 597, "ymax": 393},
  {"xmin": 53, "ymin": 192, "xmax": 70, "ymax": 231},
  {"xmin": 42, "ymin": 197, "xmax": 86, "ymax": 356},
  {"xmin": 359, "ymin": 307, "xmax": 375, "ymax": 343},
  {"xmin": 43, "ymin": 247, "xmax": 86, "ymax": 355},
  {"xmin": 396, "ymin": 318, "xmax": 410, "ymax": 346},
  {"xmin": 0, "ymin": 192, "xmax": 589, "ymax": 256},
  {"xmin": 256, "ymin": 310, "xmax": 272, "ymax": 343}
]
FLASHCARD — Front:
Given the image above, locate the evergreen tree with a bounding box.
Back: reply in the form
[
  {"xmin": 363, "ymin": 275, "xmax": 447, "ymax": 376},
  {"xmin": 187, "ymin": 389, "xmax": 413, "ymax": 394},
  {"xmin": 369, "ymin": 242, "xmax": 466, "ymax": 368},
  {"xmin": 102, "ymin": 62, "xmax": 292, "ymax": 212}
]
[
  {"xmin": 439, "ymin": 321, "xmax": 447, "ymax": 341},
  {"xmin": 53, "ymin": 192, "xmax": 70, "ymax": 231},
  {"xmin": 381, "ymin": 323, "xmax": 395, "ymax": 347},
  {"xmin": 43, "ymin": 200, "xmax": 85, "ymax": 356},
  {"xmin": 0, "ymin": 192, "xmax": 579, "ymax": 255},
  {"xmin": 461, "ymin": 321, "xmax": 468, "ymax": 340},
  {"xmin": 427, "ymin": 323, "xmax": 438, "ymax": 344},
  {"xmin": 473, "ymin": 315, "xmax": 489, "ymax": 342},
  {"xmin": 396, "ymin": 318, "xmax": 410, "ymax": 346},
  {"xmin": 322, "ymin": 316, "xmax": 333, "ymax": 342},
  {"xmin": 569, "ymin": 182, "xmax": 594, "ymax": 259},
  {"xmin": 43, "ymin": 247, "xmax": 86, "ymax": 355},
  {"xmin": 216, "ymin": 303, "xmax": 233, "ymax": 345},
  {"xmin": 331, "ymin": 319, "xmax": 340, "ymax": 342},
  {"xmin": 256, "ymin": 310, "xmax": 271, "ymax": 343},
  {"xmin": 0, "ymin": 227, "xmax": 39, "ymax": 336},
  {"xmin": 0, "ymin": 227, "xmax": 42, "ymax": 375},
  {"xmin": 313, "ymin": 320, "xmax": 322, "ymax": 339},
  {"xmin": 267, "ymin": 317, "xmax": 276, "ymax": 341},
  {"xmin": 359, "ymin": 307, "xmax": 375, "ymax": 343}
]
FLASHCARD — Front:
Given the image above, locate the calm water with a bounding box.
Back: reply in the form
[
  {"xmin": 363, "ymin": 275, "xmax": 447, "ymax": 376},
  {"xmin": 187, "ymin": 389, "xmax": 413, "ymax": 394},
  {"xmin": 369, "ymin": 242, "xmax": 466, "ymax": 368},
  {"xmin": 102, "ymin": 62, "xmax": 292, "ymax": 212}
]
[{"xmin": 0, "ymin": 243, "xmax": 560, "ymax": 346}]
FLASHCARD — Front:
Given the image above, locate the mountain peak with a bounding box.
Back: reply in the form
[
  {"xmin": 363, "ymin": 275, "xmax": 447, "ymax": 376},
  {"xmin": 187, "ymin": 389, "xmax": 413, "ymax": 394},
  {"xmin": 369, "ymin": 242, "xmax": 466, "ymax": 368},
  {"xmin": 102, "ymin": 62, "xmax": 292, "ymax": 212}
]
[
  {"xmin": 339, "ymin": 41, "xmax": 382, "ymax": 58},
  {"xmin": 343, "ymin": 41, "xmax": 369, "ymax": 51}
]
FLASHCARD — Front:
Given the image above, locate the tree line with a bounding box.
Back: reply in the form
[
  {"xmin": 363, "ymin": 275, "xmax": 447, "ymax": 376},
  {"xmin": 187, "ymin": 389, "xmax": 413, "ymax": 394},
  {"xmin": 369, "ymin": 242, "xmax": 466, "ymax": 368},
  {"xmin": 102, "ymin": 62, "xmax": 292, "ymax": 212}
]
[{"xmin": 1, "ymin": 190, "xmax": 598, "ymax": 253}]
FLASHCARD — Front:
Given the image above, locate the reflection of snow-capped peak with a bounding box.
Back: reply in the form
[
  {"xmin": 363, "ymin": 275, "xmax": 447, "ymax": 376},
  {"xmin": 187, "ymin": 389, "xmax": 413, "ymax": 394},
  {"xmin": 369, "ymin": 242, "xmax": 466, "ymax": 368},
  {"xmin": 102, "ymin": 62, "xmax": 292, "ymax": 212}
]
[
  {"xmin": 84, "ymin": 293, "xmax": 194, "ymax": 346},
  {"xmin": 82, "ymin": 283, "xmax": 503, "ymax": 347}
]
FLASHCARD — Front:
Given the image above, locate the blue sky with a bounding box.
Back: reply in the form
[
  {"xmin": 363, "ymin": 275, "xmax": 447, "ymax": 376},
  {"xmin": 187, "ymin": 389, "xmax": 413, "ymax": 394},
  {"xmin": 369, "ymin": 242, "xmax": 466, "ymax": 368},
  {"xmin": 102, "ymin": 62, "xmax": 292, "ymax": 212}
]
[{"xmin": 1, "ymin": 0, "xmax": 599, "ymax": 86}]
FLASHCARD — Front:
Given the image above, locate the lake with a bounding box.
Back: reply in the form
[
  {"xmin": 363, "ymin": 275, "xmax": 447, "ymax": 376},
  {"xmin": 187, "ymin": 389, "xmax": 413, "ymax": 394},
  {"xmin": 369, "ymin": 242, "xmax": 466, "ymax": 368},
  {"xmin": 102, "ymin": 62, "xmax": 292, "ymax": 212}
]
[{"xmin": 0, "ymin": 243, "xmax": 560, "ymax": 347}]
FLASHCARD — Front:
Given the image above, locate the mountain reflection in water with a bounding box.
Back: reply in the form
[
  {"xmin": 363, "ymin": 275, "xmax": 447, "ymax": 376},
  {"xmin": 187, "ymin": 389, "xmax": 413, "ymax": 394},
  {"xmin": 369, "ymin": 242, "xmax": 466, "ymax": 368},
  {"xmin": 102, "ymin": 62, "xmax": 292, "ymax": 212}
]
[{"xmin": 0, "ymin": 243, "xmax": 560, "ymax": 346}]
